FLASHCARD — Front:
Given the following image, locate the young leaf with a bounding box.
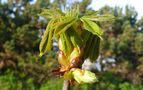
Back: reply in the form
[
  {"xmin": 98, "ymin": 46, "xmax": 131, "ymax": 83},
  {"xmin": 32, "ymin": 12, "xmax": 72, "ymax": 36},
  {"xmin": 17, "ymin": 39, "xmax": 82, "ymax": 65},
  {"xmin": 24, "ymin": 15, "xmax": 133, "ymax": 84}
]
[
  {"xmin": 39, "ymin": 20, "xmax": 55, "ymax": 56},
  {"xmin": 69, "ymin": 47, "xmax": 80, "ymax": 62},
  {"xmin": 38, "ymin": 9, "xmax": 64, "ymax": 19},
  {"xmin": 80, "ymin": 18, "xmax": 103, "ymax": 39},
  {"xmin": 83, "ymin": 34, "xmax": 94, "ymax": 59},
  {"xmin": 89, "ymin": 35, "xmax": 100, "ymax": 62},
  {"xmin": 64, "ymin": 71, "xmax": 73, "ymax": 80},
  {"xmin": 63, "ymin": 32, "xmax": 73, "ymax": 55},
  {"xmin": 68, "ymin": 27, "xmax": 83, "ymax": 48},
  {"xmin": 59, "ymin": 34, "xmax": 67, "ymax": 55},
  {"xmin": 54, "ymin": 17, "xmax": 77, "ymax": 36},
  {"xmin": 58, "ymin": 38, "xmax": 64, "ymax": 51},
  {"xmin": 81, "ymin": 30, "xmax": 92, "ymax": 44},
  {"xmin": 83, "ymin": 14, "xmax": 115, "ymax": 22},
  {"xmin": 59, "ymin": 33, "xmax": 73, "ymax": 56},
  {"xmin": 58, "ymin": 50, "xmax": 69, "ymax": 67},
  {"xmin": 72, "ymin": 69, "xmax": 98, "ymax": 84},
  {"xmin": 65, "ymin": 7, "xmax": 79, "ymax": 18}
]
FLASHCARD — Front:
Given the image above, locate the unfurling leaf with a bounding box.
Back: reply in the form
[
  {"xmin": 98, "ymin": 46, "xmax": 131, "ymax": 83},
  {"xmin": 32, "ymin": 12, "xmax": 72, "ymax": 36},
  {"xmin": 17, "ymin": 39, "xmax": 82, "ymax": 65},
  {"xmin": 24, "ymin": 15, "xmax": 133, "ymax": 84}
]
[
  {"xmin": 81, "ymin": 18, "xmax": 103, "ymax": 39},
  {"xmin": 83, "ymin": 34, "xmax": 94, "ymax": 59},
  {"xmin": 39, "ymin": 20, "xmax": 55, "ymax": 56},
  {"xmin": 68, "ymin": 27, "xmax": 83, "ymax": 47},
  {"xmin": 72, "ymin": 69, "xmax": 98, "ymax": 84},
  {"xmin": 38, "ymin": 9, "xmax": 64, "ymax": 19},
  {"xmin": 64, "ymin": 71, "xmax": 73, "ymax": 80},
  {"xmin": 89, "ymin": 35, "xmax": 100, "ymax": 62},
  {"xmin": 54, "ymin": 18, "xmax": 77, "ymax": 36},
  {"xmin": 83, "ymin": 14, "xmax": 115, "ymax": 22},
  {"xmin": 60, "ymin": 33, "xmax": 73, "ymax": 56},
  {"xmin": 58, "ymin": 38, "xmax": 64, "ymax": 51},
  {"xmin": 69, "ymin": 47, "xmax": 81, "ymax": 62},
  {"xmin": 63, "ymin": 32, "xmax": 73, "ymax": 55},
  {"xmin": 58, "ymin": 50, "xmax": 70, "ymax": 67},
  {"xmin": 81, "ymin": 30, "xmax": 92, "ymax": 44}
]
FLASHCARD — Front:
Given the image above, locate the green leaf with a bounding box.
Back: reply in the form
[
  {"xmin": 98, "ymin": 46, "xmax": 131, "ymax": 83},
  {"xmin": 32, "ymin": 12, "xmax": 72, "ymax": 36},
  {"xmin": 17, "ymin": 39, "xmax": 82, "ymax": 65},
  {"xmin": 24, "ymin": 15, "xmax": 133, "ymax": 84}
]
[
  {"xmin": 68, "ymin": 27, "xmax": 83, "ymax": 48},
  {"xmin": 39, "ymin": 20, "xmax": 55, "ymax": 56},
  {"xmin": 59, "ymin": 32, "xmax": 73, "ymax": 56},
  {"xmin": 83, "ymin": 34, "xmax": 94, "ymax": 59},
  {"xmin": 83, "ymin": 14, "xmax": 115, "ymax": 21},
  {"xmin": 54, "ymin": 17, "xmax": 77, "ymax": 36},
  {"xmin": 72, "ymin": 69, "xmax": 98, "ymax": 84},
  {"xmin": 81, "ymin": 18, "xmax": 103, "ymax": 39},
  {"xmin": 81, "ymin": 30, "xmax": 92, "ymax": 44},
  {"xmin": 65, "ymin": 7, "xmax": 79, "ymax": 18},
  {"xmin": 58, "ymin": 50, "xmax": 69, "ymax": 67},
  {"xmin": 63, "ymin": 32, "xmax": 73, "ymax": 56},
  {"xmin": 89, "ymin": 35, "xmax": 100, "ymax": 62},
  {"xmin": 59, "ymin": 34, "xmax": 67, "ymax": 55},
  {"xmin": 58, "ymin": 37, "xmax": 64, "ymax": 51},
  {"xmin": 69, "ymin": 47, "xmax": 80, "ymax": 62},
  {"xmin": 38, "ymin": 9, "xmax": 64, "ymax": 19}
]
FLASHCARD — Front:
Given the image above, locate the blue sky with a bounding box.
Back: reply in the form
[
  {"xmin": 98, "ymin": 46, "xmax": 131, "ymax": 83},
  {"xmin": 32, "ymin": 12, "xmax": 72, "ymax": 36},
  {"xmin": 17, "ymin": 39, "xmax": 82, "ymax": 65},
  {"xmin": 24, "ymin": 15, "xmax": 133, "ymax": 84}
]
[
  {"xmin": 89, "ymin": 0, "xmax": 143, "ymax": 19},
  {"xmin": 1, "ymin": 0, "xmax": 143, "ymax": 19}
]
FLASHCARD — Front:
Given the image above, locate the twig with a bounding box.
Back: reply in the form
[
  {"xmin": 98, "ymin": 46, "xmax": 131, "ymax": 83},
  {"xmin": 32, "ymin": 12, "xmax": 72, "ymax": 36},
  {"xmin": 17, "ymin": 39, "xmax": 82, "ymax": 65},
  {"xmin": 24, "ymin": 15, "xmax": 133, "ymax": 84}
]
[{"xmin": 62, "ymin": 80, "xmax": 70, "ymax": 90}]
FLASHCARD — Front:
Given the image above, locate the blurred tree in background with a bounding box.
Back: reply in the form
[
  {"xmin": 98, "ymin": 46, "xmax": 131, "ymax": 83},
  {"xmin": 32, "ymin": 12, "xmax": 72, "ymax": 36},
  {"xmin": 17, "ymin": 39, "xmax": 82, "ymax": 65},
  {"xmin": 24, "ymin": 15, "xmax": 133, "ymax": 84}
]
[
  {"xmin": 0, "ymin": 0, "xmax": 58, "ymax": 89},
  {"xmin": 95, "ymin": 5, "xmax": 143, "ymax": 90},
  {"xmin": 0, "ymin": 0, "xmax": 143, "ymax": 90}
]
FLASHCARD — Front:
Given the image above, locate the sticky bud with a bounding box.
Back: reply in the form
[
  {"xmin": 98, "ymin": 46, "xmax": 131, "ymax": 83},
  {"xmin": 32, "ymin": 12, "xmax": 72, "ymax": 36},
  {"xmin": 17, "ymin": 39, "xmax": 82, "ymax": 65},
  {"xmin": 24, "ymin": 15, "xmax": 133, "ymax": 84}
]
[
  {"xmin": 69, "ymin": 47, "xmax": 80, "ymax": 62},
  {"xmin": 72, "ymin": 69, "xmax": 98, "ymax": 84},
  {"xmin": 64, "ymin": 71, "xmax": 73, "ymax": 80},
  {"xmin": 58, "ymin": 50, "xmax": 69, "ymax": 67},
  {"xmin": 58, "ymin": 38, "xmax": 64, "ymax": 51}
]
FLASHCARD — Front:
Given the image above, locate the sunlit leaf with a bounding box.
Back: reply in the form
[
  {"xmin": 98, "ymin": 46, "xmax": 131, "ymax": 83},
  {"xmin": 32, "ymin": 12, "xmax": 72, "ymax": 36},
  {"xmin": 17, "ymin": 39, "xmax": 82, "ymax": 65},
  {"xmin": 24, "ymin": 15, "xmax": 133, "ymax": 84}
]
[
  {"xmin": 39, "ymin": 19, "xmax": 55, "ymax": 56},
  {"xmin": 81, "ymin": 18, "xmax": 103, "ymax": 39},
  {"xmin": 54, "ymin": 17, "xmax": 77, "ymax": 36},
  {"xmin": 72, "ymin": 69, "xmax": 98, "ymax": 84},
  {"xmin": 38, "ymin": 9, "xmax": 64, "ymax": 19},
  {"xmin": 68, "ymin": 27, "xmax": 83, "ymax": 47},
  {"xmin": 58, "ymin": 50, "xmax": 69, "ymax": 67},
  {"xmin": 83, "ymin": 14, "xmax": 115, "ymax": 21},
  {"xmin": 63, "ymin": 32, "xmax": 73, "ymax": 56},
  {"xmin": 65, "ymin": 6, "xmax": 79, "ymax": 17},
  {"xmin": 64, "ymin": 71, "xmax": 73, "ymax": 80},
  {"xmin": 59, "ymin": 33, "xmax": 67, "ymax": 55}
]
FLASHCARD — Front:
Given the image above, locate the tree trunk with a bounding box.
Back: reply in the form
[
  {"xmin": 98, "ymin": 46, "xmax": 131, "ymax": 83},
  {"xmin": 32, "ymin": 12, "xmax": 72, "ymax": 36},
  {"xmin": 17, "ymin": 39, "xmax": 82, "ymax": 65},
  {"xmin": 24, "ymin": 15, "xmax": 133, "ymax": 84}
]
[{"xmin": 62, "ymin": 80, "xmax": 70, "ymax": 90}]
